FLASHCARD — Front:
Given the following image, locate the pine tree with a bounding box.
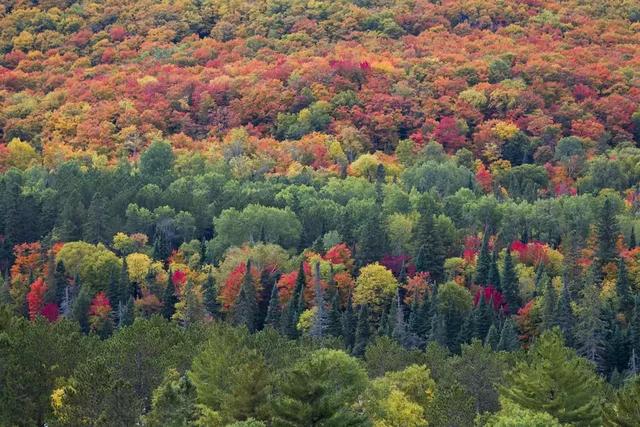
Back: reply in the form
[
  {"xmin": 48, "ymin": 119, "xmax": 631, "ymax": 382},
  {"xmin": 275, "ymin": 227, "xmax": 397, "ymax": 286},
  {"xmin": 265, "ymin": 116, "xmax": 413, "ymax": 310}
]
[
  {"xmin": 203, "ymin": 274, "xmax": 220, "ymax": 318},
  {"xmin": 56, "ymin": 193, "xmax": 85, "ymax": 241},
  {"xmin": 326, "ymin": 291, "xmax": 342, "ymax": 337},
  {"xmin": 616, "ymin": 257, "xmax": 633, "ymax": 315},
  {"xmin": 309, "ymin": 262, "xmax": 327, "ymax": 340},
  {"xmin": 485, "ymin": 324, "xmax": 499, "ymax": 350},
  {"xmin": 45, "ymin": 259, "xmax": 67, "ymax": 307},
  {"xmin": 231, "ymin": 259, "xmax": 258, "ymax": 332},
  {"xmin": 603, "ymin": 375, "xmax": 640, "ymax": 426},
  {"xmin": 500, "ymin": 329, "xmax": 603, "ymax": 426},
  {"xmin": 555, "ymin": 280, "xmax": 575, "ymax": 347},
  {"xmin": 630, "ymin": 297, "xmax": 640, "ymax": 357},
  {"xmin": 606, "ymin": 323, "xmax": 629, "ymax": 375},
  {"xmin": 541, "ymin": 278, "xmax": 557, "ymax": 331},
  {"xmin": 118, "ymin": 296, "xmax": 135, "ymax": 328},
  {"xmin": 575, "ymin": 283, "xmax": 608, "ymax": 371},
  {"xmin": 162, "ymin": 276, "xmax": 178, "ymax": 320},
  {"xmin": 408, "ymin": 294, "xmax": 428, "ymax": 341},
  {"xmin": 502, "ymin": 249, "xmax": 520, "ymax": 312},
  {"xmin": 629, "ymin": 227, "xmax": 637, "ymax": 250},
  {"xmin": 72, "ymin": 287, "xmax": 91, "ymax": 333},
  {"xmin": 414, "ymin": 210, "xmax": 445, "ymax": 282},
  {"xmin": 264, "ymin": 283, "xmax": 281, "ymax": 328},
  {"xmin": 497, "ymin": 318, "xmax": 520, "ymax": 351},
  {"xmin": 356, "ymin": 211, "xmax": 387, "ymax": 266},
  {"xmin": 456, "ymin": 312, "xmax": 473, "ymax": 349},
  {"xmin": 342, "ymin": 292, "xmax": 356, "ymax": 350},
  {"xmin": 473, "ymin": 292, "xmax": 494, "ymax": 340},
  {"xmin": 429, "ymin": 311, "xmax": 448, "ymax": 348},
  {"xmin": 352, "ymin": 304, "xmax": 370, "ymax": 357},
  {"xmin": 475, "ymin": 231, "xmax": 492, "ymax": 286},
  {"xmin": 153, "ymin": 225, "xmax": 173, "ymax": 261}
]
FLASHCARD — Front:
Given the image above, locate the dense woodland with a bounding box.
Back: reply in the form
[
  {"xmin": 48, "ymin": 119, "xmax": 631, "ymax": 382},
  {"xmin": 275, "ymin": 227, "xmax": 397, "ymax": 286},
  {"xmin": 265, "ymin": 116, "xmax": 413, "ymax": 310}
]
[{"xmin": 1, "ymin": 0, "xmax": 640, "ymax": 425}]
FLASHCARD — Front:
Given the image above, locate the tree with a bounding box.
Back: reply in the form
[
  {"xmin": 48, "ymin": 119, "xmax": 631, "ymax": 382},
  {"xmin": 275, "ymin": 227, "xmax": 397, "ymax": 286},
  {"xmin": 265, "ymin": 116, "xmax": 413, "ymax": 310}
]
[
  {"xmin": 604, "ymin": 375, "xmax": 640, "ymax": 426},
  {"xmin": 83, "ymin": 192, "xmax": 109, "ymax": 244},
  {"xmin": 71, "ymin": 285, "xmax": 91, "ymax": 333},
  {"xmin": 616, "ymin": 258, "xmax": 633, "ymax": 315},
  {"xmin": 596, "ymin": 197, "xmax": 619, "ymax": 271},
  {"xmin": 575, "ymin": 283, "xmax": 608, "ymax": 371},
  {"xmin": 326, "ymin": 291, "xmax": 342, "ymax": 337},
  {"xmin": 353, "ymin": 262, "xmax": 398, "ymax": 310},
  {"xmin": 414, "ymin": 211, "xmax": 445, "ymax": 282},
  {"xmin": 502, "ymin": 249, "xmax": 520, "ymax": 312},
  {"xmin": 264, "ymin": 282, "xmax": 281, "ymax": 328},
  {"xmin": 342, "ymin": 292, "xmax": 356, "ymax": 350},
  {"xmin": 271, "ymin": 349, "xmax": 368, "ymax": 426},
  {"xmin": 500, "ymin": 329, "xmax": 604, "ymax": 426},
  {"xmin": 203, "ymin": 274, "xmax": 220, "ymax": 318},
  {"xmin": 353, "ymin": 304, "xmax": 370, "ymax": 357},
  {"xmin": 231, "ymin": 259, "xmax": 258, "ymax": 332},
  {"xmin": 309, "ymin": 262, "xmax": 327, "ymax": 340},
  {"xmin": 162, "ymin": 276, "xmax": 178, "ymax": 320},
  {"xmin": 139, "ymin": 140, "xmax": 175, "ymax": 187},
  {"xmin": 485, "ymin": 324, "xmax": 500, "ymax": 350},
  {"xmin": 476, "ymin": 232, "xmax": 492, "ymax": 286},
  {"xmin": 497, "ymin": 318, "xmax": 520, "ymax": 351},
  {"xmin": 540, "ymin": 278, "xmax": 557, "ymax": 331},
  {"xmin": 143, "ymin": 369, "xmax": 202, "ymax": 427},
  {"xmin": 356, "ymin": 209, "xmax": 388, "ymax": 266},
  {"xmin": 555, "ymin": 280, "xmax": 575, "ymax": 347}
]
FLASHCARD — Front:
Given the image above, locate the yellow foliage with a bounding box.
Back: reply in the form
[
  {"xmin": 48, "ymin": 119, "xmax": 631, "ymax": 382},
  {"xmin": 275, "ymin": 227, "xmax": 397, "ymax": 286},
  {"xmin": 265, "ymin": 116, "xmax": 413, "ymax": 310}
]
[
  {"xmin": 493, "ymin": 121, "xmax": 519, "ymax": 140},
  {"xmin": 7, "ymin": 138, "xmax": 38, "ymax": 170},
  {"xmin": 354, "ymin": 263, "xmax": 398, "ymax": 308},
  {"xmin": 126, "ymin": 252, "xmax": 152, "ymax": 283}
]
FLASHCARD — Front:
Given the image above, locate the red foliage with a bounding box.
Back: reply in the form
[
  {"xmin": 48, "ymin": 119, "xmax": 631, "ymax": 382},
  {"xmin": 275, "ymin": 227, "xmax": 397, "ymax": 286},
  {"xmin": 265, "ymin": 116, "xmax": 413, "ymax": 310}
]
[
  {"xmin": 380, "ymin": 254, "xmax": 415, "ymax": 278},
  {"xmin": 404, "ymin": 272, "xmax": 430, "ymax": 305},
  {"xmin": 41, "ymin": 303, "xmax": 59, "ymax": 322},
  {"xmin": 510, "ymin": 240, "xmax": 549, "ymax": 266},
  {"xmin": 475, "ymin": 163, "xmax": 493, "ymax": 193},
  {"xmin": 11, "ymin": 242, "xmax": 45, "ymax": 288},
  {"xmin": 171, "ymin": 269, "xmax": 188, "ymax": 295},
  {"xmin": 220, "ymin": 262, "xmax": 261, "ymax": 310},
  {"xmin": 473, "ymin": 286, "xmax": 507, "ymax": 313},
  {"xmin": 89, "ymin": 292, "xmax": 112, "ymax": 319},
  {"xmin": 434, "ymin": 116, "xmax": 466, "ymax": 152},
  {"xmin": 324, "ymin": 243, "xmax": 353, "ymax": 267},
  {"xmin": 26, "ymin": 277, "xmax": 47, "ymax": 320},
  {"xmin": 276, "ymin": 262, "xmax": 312, "ymax": 304}
]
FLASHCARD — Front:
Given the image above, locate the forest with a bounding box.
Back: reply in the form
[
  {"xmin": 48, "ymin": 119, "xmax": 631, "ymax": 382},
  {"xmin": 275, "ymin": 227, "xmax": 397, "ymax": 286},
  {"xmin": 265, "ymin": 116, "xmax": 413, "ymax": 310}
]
[{"xmin": 1, "ymin": 0, "xmax": 640, "ymax": 425}]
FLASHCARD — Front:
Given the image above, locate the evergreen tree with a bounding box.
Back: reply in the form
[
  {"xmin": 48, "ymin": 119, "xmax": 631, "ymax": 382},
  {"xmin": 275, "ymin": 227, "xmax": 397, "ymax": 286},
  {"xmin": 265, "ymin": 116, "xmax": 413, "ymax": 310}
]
[
  {"xmin": 484, "ymin": 323, "xmax": 499, "ymax": 350},
  {"xmin": 83, "ymin": 192, "xmax": 108, "ymax": 244},
  {"xmin": 595, "ymin": 197, "xmax": 619, "ymax": 275},
  {"xmin": 118, "ymin": 297, "xmax": 135, "ymax": 328},
  {"xmin": 119, "ymin": 258, "xmax": 131, "ymax": 300},
  {"xmin": 352, "ymin": 305, "xmax": 370, "ymax": 357},
  {"xmin": 326, "ymin": 291, "xmax": 342, "ymax": 337},
  {"xmin": 488, "ymin": 250, "xmax": 501, "ymax": 290},
  {"xmin": 630, "ymin": 297, "xmax": 640, "ymax": 357},
  {"xmin": 408, "ymin": 294, "xmax": 428, "ymax": 341},
  {"xmin": 162, "ymin": 276, "xmax": 178, "ymax": 320},
  {"xmin": 356, "ymin": 210, "xmax": 387, "ymax": 266},
  {"xmin": 502, "ymin": 249, "xmax": 520, "ymax": 312},
  {"xmin": 153, "ymin": 225, "xmax": 173, "ymax": 261},
  {"xmin": 309, "ymin": 262, "xmax": 327, "ymax": 340},
  {"xmin": 56, "ymin": 193, "xmax": 85, "ymax": 241},
  {"xmin": 575, "ymin": 283, "xmax": 608, "ymax": 371},
  {"xmin": 500, "ymin": 329, "xmax": 604, "ymax": 426},
  {"xmin": 72, "ymin": 286, "xmax": 91, "ymax": 333},
  {"xmin": 264, "ymin": 282, "xmax": 281, "ymax": 329},
  {"xmin": 342, "ymin": 292, "xmax": 356, "ymax": 350},
  {"xmin": 45, "ymin": 259, "xmax": 67, "ymax": 307},
  {"xmin": 616, "ymin": 257, "xmax": 633, "ymax": 315},
  {"xmin": 606, "ymin": 323, "xmax": 629, "ymax": 375},
  {"xmin": 603, "ymin": 375, "xmax": 640, "ymax": 426},
  {"xmin": 541, "ymin": 277, "xmax": 557, "ymax": 331},
  {"xmin": 231, "ymin": 259, "xmax": 258, "ymax": 332},
  {"xmin": 429, "ymin": 311, "xmax": 448, "ymax": 348},
  {"xmin": 475, "ymin": 231, "xmax": 492, "ymax": 286},
  {"xmin": 629, "ymin": 226, "xmax": 637, "ymax": 250},
  {"xmin": 202, "ymin": 274, "xmax": 219, "ymax": 318},
  {"xmin": 555, "ymin": 280, "xmax": 575, "ymax": 346},
  {"xmin": 497, "ymin": 318, "xmax": 520, "ymax": 351},
  {"xmin": 414, "ymin": 209, "xmax": 445, "ymax": 282},
  {"xmin": 473, "ymin": 292, "xmax": 494, "ymax": 340},
  {"xmin": 391, "ymin": 291, "xmax": 408, "ymax": 347}
]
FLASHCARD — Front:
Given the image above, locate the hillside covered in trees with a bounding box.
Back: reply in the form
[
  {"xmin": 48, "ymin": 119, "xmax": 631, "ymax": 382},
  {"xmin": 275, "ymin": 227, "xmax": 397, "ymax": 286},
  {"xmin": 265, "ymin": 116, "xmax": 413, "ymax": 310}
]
[{"xmin": 2, "ymin": 0, "xmax": 640, "ymax": 425}]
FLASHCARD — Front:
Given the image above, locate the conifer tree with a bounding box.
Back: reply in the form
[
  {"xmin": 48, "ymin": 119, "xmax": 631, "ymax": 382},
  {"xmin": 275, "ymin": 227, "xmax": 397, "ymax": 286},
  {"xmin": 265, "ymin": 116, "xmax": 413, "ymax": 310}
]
[
  {"xmin": 83, "ymin": 192, "xmax": 108, "ymax": 244},
  {"xmin": 616, "ymin": 257, "xmax": 633, "ymax": 314},
  {"xmin": 457, "ymin": 312, "xmax": 473, "ymax": 348},
  {"xmin": 162, "ymin": 276, "xmax": 178, "ymax": 320},
  {"xmin": 429, "ymin": 311, "xmax": 448, "ymax": 348},
  {"xmin": 45, "ymin": 259, "xmax": 67, "ymax": 307},
  {"xmin": 231, "ymin": 259, "xmax": 258, "ymax": 332},
  {"xmin": 72, "ymin": 286, "xmax": 91, "ymax": 333},
  {"xmin": 497, "ymin": 318, "xmax": 519, "ymax": 351},
  {"xmin": 119, "ymin": 296, "xmax": 135, "ymax": 328},
  {"xmin": 630, "ymin": 297, "xmax": 640, "ymax": 357},
  {"xmin": 475, "ymin": 231, "xmax": 492, "ymax": 286},
  {"xmin": 203, "ymin": 274, "xmax": 219, "ymax": 318},
  {"xmin": 119, "ymin": 258, "xmax": 131, "ymax": 300},
  {"xmin": 342, "ymin": 292, "xmax": 356, "ymax": 350},
  {"xmin": 605, "ymin": 323, "xmax": 629, "ymax": 375},
  {"xmin": 153, "ymin": 225, "xmax": 173, "ymax": 261},
  {"xmin": 500, "ymin": 329, "xmax": 604, "ymax": 426},
  {"xmin": 596, "ymin": 197, "xmax": 619, "ymax": 268},
  {"xmin": 484, "ymin": 324, "xmax": 499, "ymax": 350},
  {"xmin": 408, "ymin": 294, "xmax": 428, "ymax": 341},
  {"xmin": 604, "ymin": 375, "xmax": 640, "ymax": 426},
  {"xmin": 575, "ymin": 283, "xmax": 608, "ymax": 371},
  {"xmin": 391, "ymin": 291, "xmax": 408, "ymax": 347},
  {"xmin": 414, "ymin": 209, "xmax": 445, "ymax": 282},
  {"xmin": 488, "ymin": 250, "xmax": 501, "ymax": 290},
  {"xmin": 502, "ymin": 249, "xmax": 520, "ymax": 312},
  {"xmin": 473, "ymin": 292, "xmax": 494, "ymax": 340},
  {"xmin": 264, "ymin": 283, "xmax": 281, "ymax": 329},
  {"xmin": 555, "ymin": 280, "xmax": 575, "ymax": 347},
  {"xmin": 309, "ymin": 262, "xmax": 327, "ymax": 340},
  {"xmin": 356, "ymin": 211, "xmax": 387, "ymax": 266},
  {"xmin": 326, "ymin": 291, "xmax": 342, "ymax": 337},
  {"xmin": 541, "ymin": 278, "xmax": 557, "ymax": 331},
  {"xmin": 629, "ymin": 226, "xmax": 637, "ymax": 250},
  {"xmin": 352, "ymin": 304, "xmax": 370, "ymax": 356}
]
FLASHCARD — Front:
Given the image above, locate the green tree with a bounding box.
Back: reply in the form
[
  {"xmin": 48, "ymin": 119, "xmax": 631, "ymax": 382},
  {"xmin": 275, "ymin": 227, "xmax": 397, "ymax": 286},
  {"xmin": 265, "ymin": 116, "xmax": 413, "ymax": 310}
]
[
  {"xmin": 271, "ymin": 349, "xmax": 368, "ymax": 427},
  {"xmin": 414, "ymin": 210, "xmax": 445, "ymax": 282},
  {"xmin": 556, "ymin": 280, "xmax": 575, "ymax": 346},
  {"xmin": 162, "ymin": 277, "xmax": 178, "ymax": 320},
  {"xmin": 500, "ymin": 329, "xmax": 604, "ymax": 426},
  {"xmin": 575, "ymin": 283, "xmax": 608, "ymax": 370},
  {"xmin": 476, "ymin": 232, "xmax": 492, "ymax": 286},
  {"xmin": 497, "ymin": 318, "xmax": 520, "ymax": 351},
  {"xmin": 231, "ymin": 260, "xmax": 258, "ymax": 332},
  {"xmin": 143, "ymin": 369, "xmax": 201, "ymax": 427},
  {"xmin": 604, "ymin": 375, "xmax": 640, "ymax": 426},
  {"xmin": 616, "ymin": 257, "xmax": 633, "ymax": 315},
  {"xmin": 353, "ymin": 304, "xmax": 371, "ymax": 357},
  {"xmin": 502, "ymin": 249, "xmax": 521, "ymax": 312},
  {"xmin": 83, "ymin": 192, "xmax": 109, "ymax": 244},
  {"xmin": 264, "ymin": 283, "xmax": 281, "ymax": 329},
  {"xmin": 596, "ymin": 197, "xmax": 620, "ymax": 272}
]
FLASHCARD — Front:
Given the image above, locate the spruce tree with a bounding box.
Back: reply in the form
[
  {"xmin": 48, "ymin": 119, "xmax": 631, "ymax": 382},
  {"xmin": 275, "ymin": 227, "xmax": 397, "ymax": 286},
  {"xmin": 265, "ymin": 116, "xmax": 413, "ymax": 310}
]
[
  {"xmin": 575, "ymin": 283, "xmax": 608, "ymax": 371},
  {"xmin": 162, "ymin": 276, "xmax": 178, "ymax": 320},
  {"xmin": 119, "ymin": 296, "xmax": 135, "ymax": 328},
  {"xmin": 83, "ymin": 192, "xmax": 108, "ymax": 244},
  {"xmin": 616, "ymin": 257, "xmax": 633, "ymax": 315},
  {"xmin": 119, "ymin": 258, "xmax": 131, "ymax": 300},
  {"xmin": 605, "ymin": 323, "xmax": 629, "ymax": 375},
  {"xmin": 629, "ymin": 226, "xmax": 637, "ymax": 250},
  {"xmin": 429, "ymin": 311, "xmax": 448, "ymax": 348},
  {"xmin": 475, "ymin": 231, "xmax": 492, "ymax": 286},
  {"xmin": 352, "ymin": 304, "xmax": 370, "ymax": 357},
  {"xmin": 604, "ymin": 376, "xmax": 640, "ymax": 426},
  {"xmin": 484, "ymin": 324, "xmax": 499, "ymax": 350},
  {"xmin": 457, "ymin": 312, "xmax": 473, "ymax": 349},
  {"xmin": 555, "ymin": 280, "xmax": 575, "ymax": 347},
  {"xmin": 203, "ymin": 274, "xmax": 220, "ymax": 318},
  {"xmin": 630, "ymin": 297, "xmax": 640, "ymax": 357},
  {"xmin": 414, "ymin": 209, "xmax": 445, "ymax": 282},
  {"xmin": 72, "ymin": 286, "xmax": 91, "ymax": 333},
  {"xmin": 497, "ymin": 318, "xmax": 520, "ymax": 351},
  {"xmin": 326, "ymin": 291, "xmax": 342, "ymax": 337},
  {"xmin": 342, "ymin": 292, "xmax": 356, "ymax": 350},
  {"xmin": 541, "ymin": 278, "xmax": 557, "ymax": 331},
  {"xmin": 488, "ymin": 250, "xmax": 501, "ymax": 290},
  {"xmin": 473, "ymin": 292, "xmax": 494, "ymax": 340},
  {"xmin": 596, "ymin": 197, "xmax": 619, "ymax": 266},
  {"xmin": 309, "ymin": 262, "xmax": 327, "ymax": 340},
  {"xmin": 231, "ymin": 259, "xmax": 258, "ymax": 332},
  {"xmin": 153, "ymin": 225, "xmax": 173, "ymax": 261},
  {"xmin": 264, "ymin": 283, "xmax": 281, "ymax": 329},
  {"xmin": 502, "ymin": 249, "xmax": 520, "ymax": 312},
  {"xmin": 500, "ymin": 329, "xmax": 604, "ymax": 426},
  {"xmin": 391, "ymin": 291, "xmax": 408, "ymax": 347},
  {"xmin": 356, "ymin": 211, "xmax": 387, "ymax": 266}
]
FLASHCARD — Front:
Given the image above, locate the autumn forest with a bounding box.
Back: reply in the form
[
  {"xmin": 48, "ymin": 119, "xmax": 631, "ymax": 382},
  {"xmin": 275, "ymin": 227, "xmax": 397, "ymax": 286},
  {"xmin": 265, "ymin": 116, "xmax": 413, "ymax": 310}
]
[{"xmin": 1, "ymin": 0, "xmax": 640, "ymax": 425}]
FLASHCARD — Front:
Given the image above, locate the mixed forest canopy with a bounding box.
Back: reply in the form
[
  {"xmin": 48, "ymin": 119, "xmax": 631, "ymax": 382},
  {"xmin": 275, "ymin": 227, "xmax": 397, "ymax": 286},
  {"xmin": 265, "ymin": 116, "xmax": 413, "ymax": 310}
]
[{"xmin": 1, "ymin": 0, "xmax": 640, "ymax": 425}]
